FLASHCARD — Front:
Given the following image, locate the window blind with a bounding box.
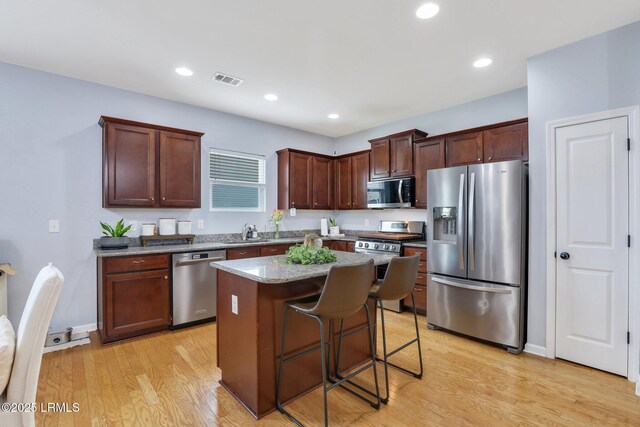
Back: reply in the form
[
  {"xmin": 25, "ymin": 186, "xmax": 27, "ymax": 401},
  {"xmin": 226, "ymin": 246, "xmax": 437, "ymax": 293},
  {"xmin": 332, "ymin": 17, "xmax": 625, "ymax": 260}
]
[{"xmin": 209, "ymin": 150, "xmax": 266, "ymax": 211}]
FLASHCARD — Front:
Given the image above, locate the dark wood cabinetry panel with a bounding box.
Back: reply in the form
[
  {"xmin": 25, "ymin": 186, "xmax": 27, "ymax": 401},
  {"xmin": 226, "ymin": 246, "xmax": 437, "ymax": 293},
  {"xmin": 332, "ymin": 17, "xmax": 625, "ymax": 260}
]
[
  {"xmin": 289, "ymin": 152, "xmax": 313, "ymax": 209},
  {"xmin": 159, "ymin": 131, "xmax": 201, "ymax": 208},
  {"xmin": 413, "ymin": 137, "xmax": 445, "ymax": 208},
  {"xmin": 100, "ymin": 116, "xmax": 203, "ymax": 208},
  {"xmin": 347, "ymin": 242, "xmax": 356, "ymax": 252},
  {"xmin": 312, "ymin": 156, "xmax": 334, "ymax": 209},
  {"xmin": 259, "ymin": 244, "xmax": 291, "ymax": 256},
  {"xmin": 327, "ymin": 240, "xmax": 348, "ymax": 251},
  {"xmin": 446, "ymin": 131, "xmax": 483, "ymax": 167},
  {"xmin": 336, "ymin": 157, "xmax": 352, "ymax": 210},
  {"xmin": 103, "ymin": 122, "xmax": 157, "ymax": 207},
  {"xmin": 403, "ymin": 285, "xmax": 426, "ymax": 314},
  {"xmin": 483, "ymin": 122, "xmax": 528, "ymax": 163},
  {"xmin": 227, "ymin": 247, "xmax": 262, "ymax": 260},
  {"xmin": 370, "ymin": 139, "xmax": 390, "ymax": 180},
  {"xmin": 390, "ymin": 134, "xmax": 414, "ymax": 177},
  {"xmin": 98, "ymin": 254, "xmax": 171, "ymax": 343},
  {"xmin": 351, "ymin": 152, "xmax": 370, "ymax": 209},
  {"xmin": 403, "ymin": 247, "xmax": 427, "ymax": 315}
]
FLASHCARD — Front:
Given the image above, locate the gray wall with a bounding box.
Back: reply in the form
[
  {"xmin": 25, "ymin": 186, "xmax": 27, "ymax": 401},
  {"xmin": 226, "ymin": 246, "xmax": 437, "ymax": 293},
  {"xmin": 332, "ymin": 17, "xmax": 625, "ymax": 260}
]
[
  {"xmin": 527, "ymin": 20, "xmax": 640, "ymax": 347},
  {"xmin": 0, "ymin": 61, "xmax": 334, "ymax": 330}
]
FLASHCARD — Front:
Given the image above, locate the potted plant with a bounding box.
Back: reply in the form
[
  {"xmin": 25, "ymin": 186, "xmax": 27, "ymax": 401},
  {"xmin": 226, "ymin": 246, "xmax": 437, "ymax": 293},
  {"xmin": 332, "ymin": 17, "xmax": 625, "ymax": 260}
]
[
  {"xmin": 99, "ymin": 219, "xmax": 133, "ymax": 249},
  {"xmin": 329, "ymin": 218, "xmax": 340, "ymax": 235}
]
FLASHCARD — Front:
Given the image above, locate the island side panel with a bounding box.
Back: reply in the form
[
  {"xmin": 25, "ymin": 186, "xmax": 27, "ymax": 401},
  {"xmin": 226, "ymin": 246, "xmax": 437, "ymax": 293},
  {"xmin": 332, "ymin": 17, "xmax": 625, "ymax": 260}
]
[
  {"xmin": 217, "ymin": 270, "xmax": 260, "ymax": 416},
  {"xmin": 257, "ymin": 279, "xmax": 326, "ymax": 416}
]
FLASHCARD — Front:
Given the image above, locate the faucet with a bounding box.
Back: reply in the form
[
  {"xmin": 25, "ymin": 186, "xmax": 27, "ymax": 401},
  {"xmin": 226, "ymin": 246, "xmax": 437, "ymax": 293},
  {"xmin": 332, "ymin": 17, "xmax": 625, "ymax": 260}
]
[{"xmin": 242, "ymin": 223, "xmax": 250, "ymax": 241}]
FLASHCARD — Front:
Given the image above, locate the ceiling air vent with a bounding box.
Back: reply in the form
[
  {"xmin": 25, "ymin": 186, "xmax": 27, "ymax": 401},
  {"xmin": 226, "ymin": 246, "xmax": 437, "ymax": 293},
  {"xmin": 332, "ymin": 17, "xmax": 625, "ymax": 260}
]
[{"xmin": 212, "ymin": 72, "xmax": 244, "ymax": 87}]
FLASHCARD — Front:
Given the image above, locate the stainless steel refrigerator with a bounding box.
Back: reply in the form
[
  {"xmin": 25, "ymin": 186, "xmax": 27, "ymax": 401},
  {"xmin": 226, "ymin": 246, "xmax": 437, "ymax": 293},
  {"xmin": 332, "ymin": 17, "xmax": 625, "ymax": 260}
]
[{"xmin": 426, "ymin": 160, "xmax": 527, "ymax": 353}]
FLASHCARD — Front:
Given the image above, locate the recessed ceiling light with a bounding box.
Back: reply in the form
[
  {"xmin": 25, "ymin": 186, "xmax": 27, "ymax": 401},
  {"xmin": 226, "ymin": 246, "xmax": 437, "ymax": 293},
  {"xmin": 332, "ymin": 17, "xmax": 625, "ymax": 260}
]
[
  {"xmin": 416, "ymin": 3, "xmax": 440, "ymax": 19},
  {"xmin": 175, "ymin": 67, "xmax": 194, "ymax": 77},
  {"xmin": 264, "ymin": 94, "xmax": 278, "ymax": 101},
  {"xmin": 473, "ymin": 58, "xmax": 493, "ymax": 68},
  {"xmin": 328, "ymin": 113, "xmax": 340, "ymax": 119}
]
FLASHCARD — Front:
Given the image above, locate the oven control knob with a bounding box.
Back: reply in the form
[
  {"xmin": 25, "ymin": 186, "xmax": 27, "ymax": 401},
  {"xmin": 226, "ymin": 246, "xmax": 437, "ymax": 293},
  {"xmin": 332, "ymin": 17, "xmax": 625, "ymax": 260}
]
[
  {"xmin": 358, "ymin": 242, "xmax": 363, "ymax": 247},
  {"xmin": 390, "ymin": 245, "xmax": 396, "ymax": 251},
  {"xmin": 364, "ymin": 243, "xmax": 369, "ymax": 248},
  {"xmin": 374, "ymin": 243, "xmax": 379, "ymax": 249},
  {"xmin": 383, "ymin": 244, "xmax": 389, "ymax": 250}
]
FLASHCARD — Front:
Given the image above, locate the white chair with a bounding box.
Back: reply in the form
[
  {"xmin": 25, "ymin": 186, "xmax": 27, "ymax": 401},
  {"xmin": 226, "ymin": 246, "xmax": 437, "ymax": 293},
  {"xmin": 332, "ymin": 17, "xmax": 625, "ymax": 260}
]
[{"xmin": 0, "ymin": 263, "xmax": 64, "ymax": 427}]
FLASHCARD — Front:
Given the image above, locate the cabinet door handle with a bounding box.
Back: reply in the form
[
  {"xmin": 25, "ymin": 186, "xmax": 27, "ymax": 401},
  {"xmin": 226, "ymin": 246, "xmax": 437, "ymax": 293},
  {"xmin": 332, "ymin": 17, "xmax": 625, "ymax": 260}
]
[
  {"xmin": 417, "ymin": 275, "xmax": 424, "ymax": 280},
  {"xmin": 164, "ymin": 276, "xmax": 168, "ymax": 280},
  {"xmin": 488, "ymin": 156, "xmax": 492, "ymax": 161},
  {"xmin": 162, "ymin": 197, "xmax": 166, "ymax": 201},
  {"xmin": 414, "ymin": 287, "xmax": 424, "ymax": 292},
  {"xmin": 132, "ymin": 260, "xmax": 145, "ymax": 264},
  {"xmin": 239, "ymin": 251, "xmax": 247, "ymax": 255},
  {"xmin": 477, "ymin": 157, "xmax": 481, "ymax": 161},
  {"xmin": 151, "ymin": 197, "xmax": 155, "ymax": 201}
]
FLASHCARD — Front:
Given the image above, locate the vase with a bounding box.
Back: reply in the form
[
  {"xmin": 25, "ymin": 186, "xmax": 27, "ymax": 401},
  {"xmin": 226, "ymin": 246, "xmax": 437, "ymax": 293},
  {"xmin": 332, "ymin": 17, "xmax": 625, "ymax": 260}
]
[{"xmin": 275, "ymin": 223, "xmax": 280, "ymax": 239}]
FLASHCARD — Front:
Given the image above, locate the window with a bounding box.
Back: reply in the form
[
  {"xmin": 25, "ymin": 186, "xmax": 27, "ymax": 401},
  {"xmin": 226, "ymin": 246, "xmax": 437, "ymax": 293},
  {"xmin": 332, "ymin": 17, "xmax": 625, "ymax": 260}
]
[{"xmin": 209, "ymin": 149, "xmax": 266, "ymax": 211}]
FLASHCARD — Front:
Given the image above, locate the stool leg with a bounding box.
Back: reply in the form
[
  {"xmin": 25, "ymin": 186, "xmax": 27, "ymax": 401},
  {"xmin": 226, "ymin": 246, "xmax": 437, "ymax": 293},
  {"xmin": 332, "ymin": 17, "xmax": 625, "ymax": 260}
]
[
  {"xmin": 317, "ymin": 316, "xmax": 329, "ymax": 427},
  {"xmin": 410, "ymin": 291, "xmax": 424, "ymax": 378},
  {"xmin": 377, "ymin": 298, "xmax": 390, "ymax": 404},
  {"xmin": 335, "ymin": 318, "xmax": 345, "ymax": 376},
  {"xmin": 276, "ymin": 306, "xmax": 290, "ymax": 414},
  {"xmin": 363, "ymin": 303, "xmax": 381, "ymax": 409}
]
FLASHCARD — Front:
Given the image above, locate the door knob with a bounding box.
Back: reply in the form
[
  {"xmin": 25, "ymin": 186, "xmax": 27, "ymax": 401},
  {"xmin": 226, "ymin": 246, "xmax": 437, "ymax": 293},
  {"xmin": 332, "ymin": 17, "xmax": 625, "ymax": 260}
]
[{"xmin": 560, "ymin": 252, "xmax": 570, "ymax": 260}]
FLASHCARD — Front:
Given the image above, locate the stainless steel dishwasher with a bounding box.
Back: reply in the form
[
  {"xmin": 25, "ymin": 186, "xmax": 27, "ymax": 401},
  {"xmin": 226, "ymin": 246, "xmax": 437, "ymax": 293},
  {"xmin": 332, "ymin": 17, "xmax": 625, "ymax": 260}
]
[{"xmin": 171, "ymin": 250, "xmax": 226, "ymax": 329}]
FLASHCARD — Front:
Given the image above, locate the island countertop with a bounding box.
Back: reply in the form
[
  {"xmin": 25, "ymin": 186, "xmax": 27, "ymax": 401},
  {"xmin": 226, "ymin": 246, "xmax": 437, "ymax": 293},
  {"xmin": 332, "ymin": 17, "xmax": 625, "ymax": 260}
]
[{"xmin": 211, "ymin": 251, "xmax": 394, "ymax": 284}]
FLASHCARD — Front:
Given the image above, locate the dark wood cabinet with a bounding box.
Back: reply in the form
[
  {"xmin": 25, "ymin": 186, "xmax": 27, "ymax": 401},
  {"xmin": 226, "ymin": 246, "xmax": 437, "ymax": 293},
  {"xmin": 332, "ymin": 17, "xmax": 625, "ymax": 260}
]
[
  {"xmin": 336, "ymin": 157, "xmax": 352, "ymax": 210},
  {"xmin": 370, "ymin": 139, "xmax": 391, "ymax": 180},
  {"xmin": 312, "ymin": 156, "xmax": 334, "ymax": 209},
  {"xmin": 335, "ymin": 151, "xmax": 370, "ymax": 210},
  {"xmin": 97, "ymin": 254, "xmax": 171, "ymax": 343},
  {"xmin": 390, "ymin": 134, "xmax": 414, "ymax": 177},
  {"xmin": 413, "ymin": 137, "xmax": 445, "ymax": 209},
  {"xmin": 327, "ymin": 240, "xmax": 348, "ymax": 251},
  {"xmin": 259, "ymin": 244, "xmax": 291, "ymax": 256},
  {"xmin": 369, "ymin": 129, "xmax": 427, "ymax": 180},
  {"xmin": 445, "ymin": 131, "xmax": 484, "ymax": 167},
  {"xmin": 403, "ymin": 247, "xmax": 427, "ymax": 315},
  {"xmin": 347, "ymin": 241, "xmax": 356, "ymax": 252},
  {"xmin": 277, "ymin": 149, "xmax": 335, "ymax": 210},
  {"xmin": 444, "ymin": 119, "xmax": 528, "ymax": 167},
  {"xmin": 227, "ymin": 247, "xmax": 262, "ymax": 260},
  {"xmin": 159, "ymin": 131, "xmax": 201, "ymax": 208},
  {"xmin": 483, "ymin": 122, "xmax": 528, "ymax": 163},
  {"xmin": 100, "ymin": 116, "xmax": 203, "ymax": 208}
]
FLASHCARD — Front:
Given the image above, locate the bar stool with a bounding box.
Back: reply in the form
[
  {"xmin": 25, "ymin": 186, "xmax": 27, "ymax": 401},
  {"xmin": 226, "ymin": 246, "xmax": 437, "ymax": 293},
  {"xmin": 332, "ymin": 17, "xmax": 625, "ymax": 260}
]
[
  {"xmin": 276, "ymin": 260, "xmax": 381, "ymax": 427},
  {"xmin": 368, "ymin": 254, "xmax": 423, "ymax": 404}
]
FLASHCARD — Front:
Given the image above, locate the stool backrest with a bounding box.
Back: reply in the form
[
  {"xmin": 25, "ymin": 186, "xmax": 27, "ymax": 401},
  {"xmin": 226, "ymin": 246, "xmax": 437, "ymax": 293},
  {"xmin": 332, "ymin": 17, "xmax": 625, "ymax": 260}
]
[
  {"xmin": 310, "ymin": 260, "xmax": 375, "ymax": 319},
  {"xmin": 375, "ymin": 254, "xmax": 420, "ymax": 301}
]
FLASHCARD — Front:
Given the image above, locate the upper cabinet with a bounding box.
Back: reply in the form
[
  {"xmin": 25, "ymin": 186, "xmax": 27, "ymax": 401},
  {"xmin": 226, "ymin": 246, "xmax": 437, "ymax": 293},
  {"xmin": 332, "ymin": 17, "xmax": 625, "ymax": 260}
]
[
  {"xmin": 100, "ymin": 116, "xmax": 203, "ymax": 209},
  {"xmin": 277, "ymin": 149, "xmax": 334, "ymax": 210},
  {"xmin": 369, "ymin": 129, "xmax": 428, "ymax": 180},
  {"xmin": 413, "ymin": 137, "xmax": 445, "ymax": 208},
  {"xmin": 445, "ymin": 119, "xmax": 528, "ymax": 167},
  {"xmin": 335, "ymin": 151, "xmax": 370, "ymax": 210}
]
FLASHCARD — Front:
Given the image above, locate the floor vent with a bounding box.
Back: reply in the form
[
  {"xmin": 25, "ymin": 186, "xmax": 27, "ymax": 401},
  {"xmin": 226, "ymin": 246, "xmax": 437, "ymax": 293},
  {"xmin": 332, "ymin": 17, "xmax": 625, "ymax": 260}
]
[{"xmin": 212, "ymin": 72, "xmax": 244, "ymax": 87}]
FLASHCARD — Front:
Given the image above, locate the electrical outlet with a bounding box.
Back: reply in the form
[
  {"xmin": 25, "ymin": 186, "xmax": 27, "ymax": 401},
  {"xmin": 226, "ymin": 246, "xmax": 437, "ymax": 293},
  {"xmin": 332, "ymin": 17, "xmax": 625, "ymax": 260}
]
[
  {"xmin": 231, "ymin": 295, "xmax": 238, "ymax": 315},
  {"xmin": 48, "ymin": 220, "xmax": 60, "ymax": 233},
  {"xmin": 128, "ymin": 220, "xmax": 138, "ymax": 231},
  {"xmin": 197, "ymin": 219, "xmax": 205, "ymax": 230},
  {"xmin": 364, "ymin": 218, "xmax": 370, "ymax": 227}
]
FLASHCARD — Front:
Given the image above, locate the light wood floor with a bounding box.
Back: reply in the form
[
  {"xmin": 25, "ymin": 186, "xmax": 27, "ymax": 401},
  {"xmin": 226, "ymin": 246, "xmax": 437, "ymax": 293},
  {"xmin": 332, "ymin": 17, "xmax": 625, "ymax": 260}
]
[{"xmin": 36, "ymin": 311, "xmax": 639, "ymax": 426}]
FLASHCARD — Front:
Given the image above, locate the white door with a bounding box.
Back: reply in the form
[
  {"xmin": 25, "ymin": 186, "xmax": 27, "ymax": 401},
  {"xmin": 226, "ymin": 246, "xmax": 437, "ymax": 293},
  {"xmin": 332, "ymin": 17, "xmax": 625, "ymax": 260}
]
[{"xmin": 555, "ymin": 116, "xmax": 629, "ymax": 376}]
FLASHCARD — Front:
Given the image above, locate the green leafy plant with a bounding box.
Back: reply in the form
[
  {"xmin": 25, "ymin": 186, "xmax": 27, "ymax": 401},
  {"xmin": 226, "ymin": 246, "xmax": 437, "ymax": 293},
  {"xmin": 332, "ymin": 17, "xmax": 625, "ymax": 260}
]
[
  {"xmin": 286, "ymin": 244, "xmax": 337, "ymax": 265},
  {"xmin": 100, "ymin": 219, "xmax": 132, "ymax": 237},
  {"xmin": 329, "ymin": 218, "xmax": 337, "ymax": 227}
]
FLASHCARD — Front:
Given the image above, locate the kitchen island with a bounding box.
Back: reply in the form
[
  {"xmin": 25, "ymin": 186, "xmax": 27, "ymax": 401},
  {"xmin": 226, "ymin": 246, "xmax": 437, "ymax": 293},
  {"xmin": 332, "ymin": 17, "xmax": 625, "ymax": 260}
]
[{"xmin": 211, "ymin": 251, "xmax": 393, "ymax": 419}]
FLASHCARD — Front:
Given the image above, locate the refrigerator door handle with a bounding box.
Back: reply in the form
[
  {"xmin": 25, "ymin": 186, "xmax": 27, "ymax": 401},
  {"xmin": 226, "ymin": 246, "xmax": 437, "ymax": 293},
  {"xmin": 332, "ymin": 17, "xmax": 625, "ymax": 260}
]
[
  {"xmin": 431, "ymin": 276, "xmax": 513, "ymax": 294},
  {"xmin": 457, "ymin": 173, "xmax": 465, "ymax": 270},
  {"xmin": 469, "ymin": 172, "xmax": 476, "ymax": 271}
]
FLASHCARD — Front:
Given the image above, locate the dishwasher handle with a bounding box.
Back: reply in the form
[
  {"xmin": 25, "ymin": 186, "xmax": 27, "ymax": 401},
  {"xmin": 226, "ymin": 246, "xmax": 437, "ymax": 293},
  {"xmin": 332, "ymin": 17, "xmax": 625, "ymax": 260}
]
[{"xmin": 175, "ymin": 256, "xmax": 225, "ymax": 266}]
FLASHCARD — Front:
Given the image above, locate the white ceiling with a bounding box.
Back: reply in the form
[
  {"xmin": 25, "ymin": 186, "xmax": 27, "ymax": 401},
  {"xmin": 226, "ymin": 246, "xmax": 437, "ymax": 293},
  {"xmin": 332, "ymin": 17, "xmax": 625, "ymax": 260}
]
[{"xmin": 1, "ymin": 1, "xmax": 639, "ymax": 137}]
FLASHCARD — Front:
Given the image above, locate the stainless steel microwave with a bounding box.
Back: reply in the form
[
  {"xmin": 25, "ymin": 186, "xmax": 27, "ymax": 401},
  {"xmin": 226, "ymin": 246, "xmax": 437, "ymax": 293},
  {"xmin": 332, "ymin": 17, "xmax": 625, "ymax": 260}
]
[{"xmin": 367, "ymin": 177, "xmax": 415, "ymax": 208}]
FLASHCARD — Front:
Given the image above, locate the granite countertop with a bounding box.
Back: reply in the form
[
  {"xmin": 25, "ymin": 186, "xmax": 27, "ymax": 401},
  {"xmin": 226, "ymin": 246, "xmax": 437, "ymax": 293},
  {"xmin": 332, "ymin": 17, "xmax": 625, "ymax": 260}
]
[
  {"xmin": 94, "ymin": 235, "xmax": 358, "ymax": 257},
  {"xmin": 211, "ymin": 251, "xmax": 394, "ymax": 284},
  {"xmin": 403, "ymin": 241, "xmax": 427, "ymax": 248}
]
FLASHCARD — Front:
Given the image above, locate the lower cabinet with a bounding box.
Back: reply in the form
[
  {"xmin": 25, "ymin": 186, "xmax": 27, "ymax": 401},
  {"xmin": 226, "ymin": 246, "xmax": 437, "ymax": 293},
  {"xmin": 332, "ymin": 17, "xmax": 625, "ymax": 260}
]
[
  {"xmin": 403, "ymin": 247, "xmax": 427, "ymax": 315},
  {"xmin": 259, "ymin": 244, "xmax": 291, "ymax": 256},
  {"xmin": 227, "ymin": 246, "xmax": 261, "ymax": 259},
  {"xmin": 347, "ymin": 241, "xmax": 356, "ymax": 252},
  {"xmin": 326, "ymin": 240, "xmax": 348, "ymax": 251},
  {"xmin": 98, "ymin": 254, "xmax": 171, "ymax": 343}
]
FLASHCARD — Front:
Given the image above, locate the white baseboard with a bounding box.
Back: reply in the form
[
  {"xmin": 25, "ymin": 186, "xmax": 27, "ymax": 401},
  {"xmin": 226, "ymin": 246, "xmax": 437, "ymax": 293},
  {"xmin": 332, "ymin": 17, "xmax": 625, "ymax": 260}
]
[
  {"xmin": 524, "ymin": 343, "xmax": 547, "ymax": 357},
  {"xmin": 70, "ymin": 322, "xmax": 97, "ymax": 341},
  {"xmin": 43, "ymin": 337, "xmax": 90, "ymax": 353}
]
